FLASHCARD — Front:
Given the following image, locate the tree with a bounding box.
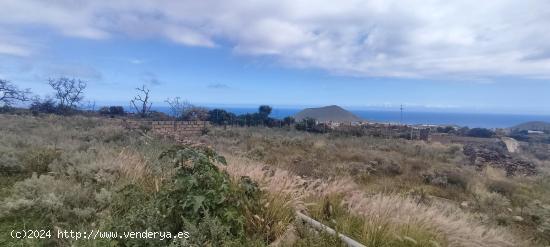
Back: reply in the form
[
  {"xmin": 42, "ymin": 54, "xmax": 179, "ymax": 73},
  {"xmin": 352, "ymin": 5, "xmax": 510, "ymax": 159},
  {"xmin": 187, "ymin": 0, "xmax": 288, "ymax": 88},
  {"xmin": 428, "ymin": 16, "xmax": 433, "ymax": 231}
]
[
  {"xmin": 0, "ymin": 79, "xmax": 31, "ymax": 107},
  {"xmin": 165, "ymin": 97, "xmax": 192, "ymax": 119},
  {"xmin": 467, "ymin": 128, "xmax": 495, "ymax": 138},
  {"xmin": 99, "ymin": 106, "xmax": 125, "ymax": 116},
  {"xmin": 283, "ymin": 116, "xmax": 295, "ymax": 126},
  {"xmin": 130, "ymin": 85, "xmax": 152, "ymax": 117},
  {"xmin": 258, "ymin": 105, "xmax": 272, "ymax": 118},
  {"xmin": 48, "ymin": 77, "xmax": 86, "ymax": 109},
  {"xmin": 208, "ymin": 109, "xmax": 236, "ymax": 125},
  {"xmin": 182, "ymin": 106, "xmax": 209, "ymax": 121},
  {"xmin": 29, "ymin": 97, "xmax": 57, "ymax": 114},
  {"xmin": 295, "ymin": 118, "xmax": 317, "ymax": 132}
]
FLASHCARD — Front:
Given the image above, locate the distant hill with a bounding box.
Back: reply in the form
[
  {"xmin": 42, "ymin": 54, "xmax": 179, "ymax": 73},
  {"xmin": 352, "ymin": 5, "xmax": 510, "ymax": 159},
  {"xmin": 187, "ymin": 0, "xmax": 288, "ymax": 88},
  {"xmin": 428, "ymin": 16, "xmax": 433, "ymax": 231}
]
[
  {"xmin": 294, "ymin": 105, "xmax": 362, "ymax": 123},
  {"xmin": 511, "ymin": 121, "xmax": 550, "ymax": 131}
]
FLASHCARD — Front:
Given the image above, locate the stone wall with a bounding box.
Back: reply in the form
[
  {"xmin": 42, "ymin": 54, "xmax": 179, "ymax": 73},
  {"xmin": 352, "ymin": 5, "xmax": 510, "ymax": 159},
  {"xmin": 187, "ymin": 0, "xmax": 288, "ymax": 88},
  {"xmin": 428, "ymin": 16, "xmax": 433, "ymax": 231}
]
[
  {"xmin": 123, "ymin": 120, "xmax": 209, "ymax": 139},
  {"xmin": 151, "ymin": 121, "xmax": 208, "ymax": 137}
]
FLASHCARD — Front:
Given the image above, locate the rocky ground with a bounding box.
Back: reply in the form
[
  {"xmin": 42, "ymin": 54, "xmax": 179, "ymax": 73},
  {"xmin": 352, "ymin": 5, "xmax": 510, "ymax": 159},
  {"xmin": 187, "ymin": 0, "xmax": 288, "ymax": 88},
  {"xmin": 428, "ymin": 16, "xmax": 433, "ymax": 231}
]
[{"xmin": 462, "ymin": 142, "xmax": 537, "ymax": 176}]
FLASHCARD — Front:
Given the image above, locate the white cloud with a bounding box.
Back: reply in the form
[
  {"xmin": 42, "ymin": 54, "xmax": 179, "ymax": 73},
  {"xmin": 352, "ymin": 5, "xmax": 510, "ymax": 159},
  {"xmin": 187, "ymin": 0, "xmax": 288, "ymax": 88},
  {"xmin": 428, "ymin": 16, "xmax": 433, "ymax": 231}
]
[
  {"xmin": 0, "ymin": 31, "xmax": 33, "ymax": 57},
  {"xmin": 0, "ymin": 43, "xmax": 31, "ymax": 57},
  {"xmin": 130, "ymin": 59, "xmax": 145, "ymax": 65},
  {"xmin": 164, "ymin": 26, "xmax": 216, "ymax": 48},
  {"xmin": 1, "ymin": 0, "xmax": 550, "ymax": 79},
  {"xmin": 43, "ymin": 64, "xmax": 103, "ymax": 81}
]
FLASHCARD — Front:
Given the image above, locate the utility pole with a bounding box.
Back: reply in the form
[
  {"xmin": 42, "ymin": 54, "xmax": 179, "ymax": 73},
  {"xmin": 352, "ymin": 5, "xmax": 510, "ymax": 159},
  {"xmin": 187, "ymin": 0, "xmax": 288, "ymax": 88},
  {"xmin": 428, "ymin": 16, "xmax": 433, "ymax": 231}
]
[{"xmin": 400, "ymin": 104, "xmax": 404, "ymax": 125}]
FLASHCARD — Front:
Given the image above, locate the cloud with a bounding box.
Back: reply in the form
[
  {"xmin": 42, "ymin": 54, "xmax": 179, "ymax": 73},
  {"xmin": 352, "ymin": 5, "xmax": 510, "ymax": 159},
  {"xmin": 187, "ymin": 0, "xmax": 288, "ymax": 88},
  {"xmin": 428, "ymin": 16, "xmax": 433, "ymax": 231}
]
[
  {"xmin": 0, "ymin": 32, "xmax": 33, "ymax": 57},
  {"xmin": 207, "ymin": 83, "xmax": 230, "ymax": 89},
  {"xmin": 43, "ymin": 64, "xmax": 103, "ymax": 81},
  {"xmin": 0, "ymin": 43, "xmax": 31, "ymax": 57},
  {"xmin": 165, "ymin": 26, "xmax": 216, "ymax": 48},
  {"xmin": 141, "ymin": 72, "xmax": 162, "ymax": 86},
  {"xmin": 130, "ymin": 59, "xmax": 145, "ymax": 64},
  {"xmin": 1, "ymin": 0, "xmax": 550, "ymax": 79}
]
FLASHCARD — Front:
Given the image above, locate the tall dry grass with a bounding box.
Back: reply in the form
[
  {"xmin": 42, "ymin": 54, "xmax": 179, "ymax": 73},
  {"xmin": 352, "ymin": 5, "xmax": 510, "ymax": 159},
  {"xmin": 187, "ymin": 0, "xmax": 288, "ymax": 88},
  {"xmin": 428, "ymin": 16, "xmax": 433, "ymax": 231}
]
[
  {"xmin": 110, "ymin": 149, "xmax": 175, "ymax": 193},
  {"xmin": 221, "ymin": 154, "xmax": 523, "ymax": 247}
]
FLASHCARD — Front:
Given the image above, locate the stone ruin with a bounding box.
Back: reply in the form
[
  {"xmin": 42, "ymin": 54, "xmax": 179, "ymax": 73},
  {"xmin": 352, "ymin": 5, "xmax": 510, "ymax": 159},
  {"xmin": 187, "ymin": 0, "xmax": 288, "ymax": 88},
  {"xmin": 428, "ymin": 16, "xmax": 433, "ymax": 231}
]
[
  {"xmin": 462, "ymin": 142, "xmax": 537, "ymax": 176},
  {"xmin": 123, "ymin": 120, "xmax": 210, "ymax": 142}
]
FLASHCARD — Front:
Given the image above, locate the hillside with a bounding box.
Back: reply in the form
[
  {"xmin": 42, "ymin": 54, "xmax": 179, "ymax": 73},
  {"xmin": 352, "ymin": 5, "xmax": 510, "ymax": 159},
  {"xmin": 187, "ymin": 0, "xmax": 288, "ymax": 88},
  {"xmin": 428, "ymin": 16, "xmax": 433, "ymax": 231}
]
[
  {"xmin": 512, "ymin": 121, "xmax": 550, "ymax": 131},
  {"xmin": 294, "ymin": 105, "xmax": 362, "ymax": 122}
]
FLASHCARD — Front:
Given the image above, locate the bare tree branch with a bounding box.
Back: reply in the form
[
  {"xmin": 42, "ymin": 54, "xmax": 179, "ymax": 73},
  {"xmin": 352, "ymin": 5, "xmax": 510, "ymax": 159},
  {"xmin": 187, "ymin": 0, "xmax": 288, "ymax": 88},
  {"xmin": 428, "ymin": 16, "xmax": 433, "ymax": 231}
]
[
  {"xmin": 165, "ymin": 97, "xmax": 192, "ymax": 119},
  {"xmin": 130, "ymin": 85, "xmax": 152, "ymax": 117},
  {"xmin": 47, "ymin": 77, "xmax": 87, "ymax": 108},
  {"xmin": 0, "ymin": 79, "xmax": 31, "ymax": 107}
]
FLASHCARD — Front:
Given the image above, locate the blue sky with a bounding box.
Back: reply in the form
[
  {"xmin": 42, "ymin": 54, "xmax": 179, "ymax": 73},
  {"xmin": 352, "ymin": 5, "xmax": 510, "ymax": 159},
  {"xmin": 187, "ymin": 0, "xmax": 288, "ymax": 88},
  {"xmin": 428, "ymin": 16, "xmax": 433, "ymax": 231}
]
[{"xmin": 1, "ymin": 0, "xmax": 550, "ymax": 115}]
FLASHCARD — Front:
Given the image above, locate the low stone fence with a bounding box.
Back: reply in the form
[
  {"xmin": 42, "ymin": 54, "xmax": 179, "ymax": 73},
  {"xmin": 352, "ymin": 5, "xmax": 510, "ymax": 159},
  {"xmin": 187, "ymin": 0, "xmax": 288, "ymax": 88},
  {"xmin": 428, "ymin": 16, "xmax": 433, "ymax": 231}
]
[
  {"xmin": 337, "ymin": 124, "xmax": 431, "ymax": 141},
  {"xmin": 152, "ymin": 121, "xmax": 209, "ymax": 137},
  {"xmin": 123, "ymin": 120, "xmax": 209, "ymax": 139}
]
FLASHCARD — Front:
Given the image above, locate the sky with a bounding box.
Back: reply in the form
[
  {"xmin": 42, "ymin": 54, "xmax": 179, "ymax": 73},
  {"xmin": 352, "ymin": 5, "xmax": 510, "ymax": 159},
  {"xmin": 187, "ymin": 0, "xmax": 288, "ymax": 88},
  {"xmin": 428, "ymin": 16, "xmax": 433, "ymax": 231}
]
[{"xmin": 1, "ymin": 0, "xmax": 550, "ymax": 114}]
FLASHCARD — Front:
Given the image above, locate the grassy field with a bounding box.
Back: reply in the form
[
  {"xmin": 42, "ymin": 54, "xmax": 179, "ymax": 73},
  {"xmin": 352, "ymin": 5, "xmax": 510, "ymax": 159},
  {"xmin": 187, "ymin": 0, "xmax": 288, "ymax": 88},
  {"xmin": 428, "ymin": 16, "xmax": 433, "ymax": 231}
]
[
  {"xmin": 1, "ymin": 115, "xmax": 549, "ymax": 246},
  {"xmin": 203, "ymin": 126, "xmax": 550, "ymax": 246}
]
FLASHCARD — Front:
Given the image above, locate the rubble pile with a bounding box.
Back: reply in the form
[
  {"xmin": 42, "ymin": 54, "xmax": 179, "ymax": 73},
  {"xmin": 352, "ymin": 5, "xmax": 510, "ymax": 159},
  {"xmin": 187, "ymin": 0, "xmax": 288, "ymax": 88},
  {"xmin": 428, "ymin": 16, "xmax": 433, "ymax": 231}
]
[{"xmin": 462, "ymin": 143, "xmax": 537, "ymax": 176}]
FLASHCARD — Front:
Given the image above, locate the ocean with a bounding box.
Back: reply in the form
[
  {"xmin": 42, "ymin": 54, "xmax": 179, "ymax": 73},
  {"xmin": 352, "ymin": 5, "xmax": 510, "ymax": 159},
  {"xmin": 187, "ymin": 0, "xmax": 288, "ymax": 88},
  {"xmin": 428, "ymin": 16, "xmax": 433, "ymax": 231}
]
[{"xmin": 151, "ymin": 106, "xmax": 550, "ymax": 129}]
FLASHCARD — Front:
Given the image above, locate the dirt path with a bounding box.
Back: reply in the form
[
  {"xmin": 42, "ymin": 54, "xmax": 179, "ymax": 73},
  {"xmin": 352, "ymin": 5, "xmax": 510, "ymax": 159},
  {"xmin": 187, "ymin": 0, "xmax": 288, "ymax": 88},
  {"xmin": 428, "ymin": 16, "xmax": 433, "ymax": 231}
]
[{"xmin": 501, "ymin": 137, "xmax": 520, "ymax": 153}]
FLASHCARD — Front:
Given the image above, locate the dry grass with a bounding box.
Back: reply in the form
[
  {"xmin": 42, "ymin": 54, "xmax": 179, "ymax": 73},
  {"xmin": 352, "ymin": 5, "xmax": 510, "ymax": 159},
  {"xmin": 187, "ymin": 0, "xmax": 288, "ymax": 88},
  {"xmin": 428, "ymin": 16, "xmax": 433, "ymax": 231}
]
[
  {"xmin": 205, "ymin": 127, "xmax": 550, "ymax": 245},
  {"xmin": 221, "ymin": 153, "xmax": 524, "ymax": 247},
  {"xmin": 111, "ymin": 149, "xmax": 175, "ymax": 193},
  {"xmin": 1, "ymin": 115, "xmax": 547, "ymax": 246}
]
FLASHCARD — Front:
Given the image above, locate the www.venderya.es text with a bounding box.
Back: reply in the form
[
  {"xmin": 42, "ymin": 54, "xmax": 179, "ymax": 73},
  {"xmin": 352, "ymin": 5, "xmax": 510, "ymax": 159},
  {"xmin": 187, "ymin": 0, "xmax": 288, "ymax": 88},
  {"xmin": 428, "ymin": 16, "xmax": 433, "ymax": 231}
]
[{"xmin": 11, "ymin": 229, "xmax": 190, "ymax": 241}]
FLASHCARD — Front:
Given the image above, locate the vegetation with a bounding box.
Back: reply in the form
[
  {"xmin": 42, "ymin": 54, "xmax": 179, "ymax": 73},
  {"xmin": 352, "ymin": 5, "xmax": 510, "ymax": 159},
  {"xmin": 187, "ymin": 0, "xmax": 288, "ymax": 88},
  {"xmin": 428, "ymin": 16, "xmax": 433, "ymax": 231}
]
[
  {"xmin": 295, "ymin": 118, "xmax": 330, "ymax": 133},
  {"xmin": 1, "ymin": 110, "xmax": 549, "ymax": 246},
  {"xmin": 99, "ymin": 106, "xmax": 125, "ymax": 116},
  {"xmin": 208, "ymin": 105, "xmax": 281, "ymax": 127},
  {"xmin": 467, "ymin": 128, "xmax": 495, "ymax": 138},
  {"xmin": 0, "ymin": 115, "xmax": 296, "ymax": 246},
  {"xmin": 165, "ymin": 97, "xmax": 192, "ymax": 119},
  {"xmin": 130, "ymin": 85, "xmax": 153, "ymax": 117},
  {"xmin": 48, "ymin": 77, "xmax": 87, "ymax": 110},
  {"xmin": 205, "ymin": 126, "xmax": 550, "ymax": 246},
  {"xmin": 0, "ymin": 79, "xmax": 31, "ymax": 107}
]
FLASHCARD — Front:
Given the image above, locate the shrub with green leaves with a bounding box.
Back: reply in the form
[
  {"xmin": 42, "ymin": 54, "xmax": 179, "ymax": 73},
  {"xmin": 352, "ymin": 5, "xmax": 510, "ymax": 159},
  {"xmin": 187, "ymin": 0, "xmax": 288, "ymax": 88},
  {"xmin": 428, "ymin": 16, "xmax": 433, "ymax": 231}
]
[{"xmin": 110, "ymin": 145, "xmax": 269, "ymax": 246}]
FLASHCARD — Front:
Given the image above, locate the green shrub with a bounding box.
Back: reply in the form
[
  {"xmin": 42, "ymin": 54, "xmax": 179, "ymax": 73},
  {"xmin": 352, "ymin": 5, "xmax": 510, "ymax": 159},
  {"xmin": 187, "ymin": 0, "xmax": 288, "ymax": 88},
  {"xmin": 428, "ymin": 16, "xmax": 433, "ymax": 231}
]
[{"xmin": 109, "ymin": 145, "xmax": 276, "ymax": 246}]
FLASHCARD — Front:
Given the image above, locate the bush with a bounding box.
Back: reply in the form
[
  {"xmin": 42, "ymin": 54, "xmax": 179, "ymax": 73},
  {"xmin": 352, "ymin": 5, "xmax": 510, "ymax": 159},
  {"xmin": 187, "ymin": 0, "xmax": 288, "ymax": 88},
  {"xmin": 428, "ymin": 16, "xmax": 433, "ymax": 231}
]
[
  {"xmin": 182, "ymin": 107, "xmax": 209, "ymax": 121},
  {"xmin": 524, "ymin": 200, "xmax": 550, "ymax": 242},
  {"xmin": 99, "ymin": 106, "xmax": 125, "ymax": 116},
  {"xmin": 1, "ymin": 174, "xmax": 98, "ymax": 225},
  {"xmin": 423, "ymin": 169, "xmax": 469, "ymax": 190},
  {"xmin": 0, "ymin": 152, "xmax": 22, "ymax": 175},
  {"xmin": 110, "ymin": 145, "xmax": 275, "ymax": 246},
  {"xmin": 295, "ymin": 118, "xmax": 330, "ymax": 133},
  {"xmin": 476, "ymin": 191, "xmax": 511, "ymax": 219},
  {"xmin": 21, "ymin": 148, "xmax": 61, "ymax": 175},
  {"xmin": 437, "ymin": 126, "xmax": 456, "ymax": 134},
  {"xmin": 208, "ymin": 109, "xmax": 236, "ymax": 125},
  {"xmin": 467, "ymin": 128, "xmax": 495, "ymax": 138},
  {"xmin": 29, "ymin": 98, "xmax": 58, "ymax": 114},
  {"xmin": 487, "ymin": 180, "xmax": 517, "ymax": 197}
]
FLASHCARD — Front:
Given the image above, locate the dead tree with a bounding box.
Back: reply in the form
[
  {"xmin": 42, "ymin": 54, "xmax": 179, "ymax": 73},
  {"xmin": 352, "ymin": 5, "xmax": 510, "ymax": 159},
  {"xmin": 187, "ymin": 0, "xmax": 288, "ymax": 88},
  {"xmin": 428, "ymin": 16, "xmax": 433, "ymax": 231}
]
[
  {"xmin": 182, "ymin": 106, "xmax": 209, "ymax": 121},
  {"xmin": 131, "ymin": 85, "xmax": 152, "ymax": 117},
  {"xmin": 48, "ymin": 77, "xmax": 87, "ymax": 108},
  {"xmin": 165, "ymin": 97, "xmax": 192, "ymax": 119},
  {"xmin": 0, "ymin": 79, "xmax": 31, "ymax": 106}
]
